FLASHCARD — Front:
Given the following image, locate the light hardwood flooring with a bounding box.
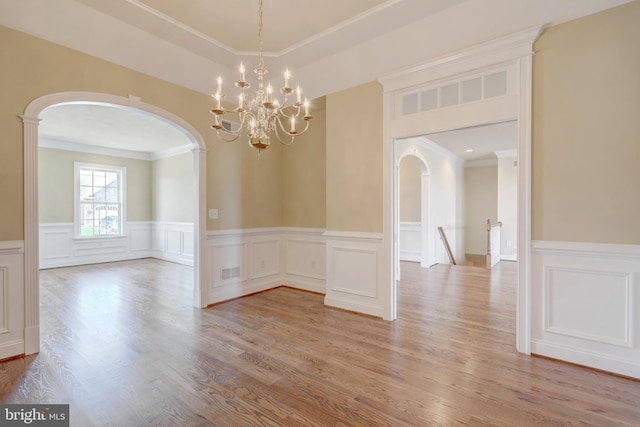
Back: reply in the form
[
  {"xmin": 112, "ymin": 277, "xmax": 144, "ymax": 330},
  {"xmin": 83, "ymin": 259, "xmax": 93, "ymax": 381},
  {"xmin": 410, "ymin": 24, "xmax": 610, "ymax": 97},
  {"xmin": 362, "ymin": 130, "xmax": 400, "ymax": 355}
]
[{"xmin": 1, "ymin": 259, "xmax": 638, "ymax": 426}]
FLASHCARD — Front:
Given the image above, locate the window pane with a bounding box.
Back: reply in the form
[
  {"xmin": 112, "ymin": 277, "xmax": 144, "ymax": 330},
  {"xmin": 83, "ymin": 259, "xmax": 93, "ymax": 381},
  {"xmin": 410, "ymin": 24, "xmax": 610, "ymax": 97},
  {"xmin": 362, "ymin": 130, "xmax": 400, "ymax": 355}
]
[
  {"xmin": 462, "ymin": 77, "xmax": 482, "ymax": 103},
  {"xmin": 439, "ymin": 83, "xmax": 459, "ymax": 107},
  {"xmin": 79, "ymin": 185, "xmax": 94, "ymax": 200},
  {"xmin": 402, "ymin": 93, "xmax": 418, "ymax": 115},
  {"xmin": 484, "ymin": 70, "xmax": 507, "ymax": 98},
  {"xmin": 79, "ymin": 170, "xmax": 92, "ymax": 186},
  {"xmin": 420, "ymin": 89, "xmax": 438, "ymax": 112},
  {"xmin": 93, "ymin": 171, "xmax": 106, "ymax": 188},
  {"xmin": 105, "ymin": 185, "xmax": 118, "ymax": 203},
  {"xmin": 93, "ymin": 188, "xmax": 106, "ymax": 202}
]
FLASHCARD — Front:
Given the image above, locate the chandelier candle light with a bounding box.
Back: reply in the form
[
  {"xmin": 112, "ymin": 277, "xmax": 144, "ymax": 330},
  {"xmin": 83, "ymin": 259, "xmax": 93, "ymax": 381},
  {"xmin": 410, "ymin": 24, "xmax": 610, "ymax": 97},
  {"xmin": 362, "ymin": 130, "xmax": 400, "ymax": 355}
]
[{"xmin": 210, "ymin": 0, "xmax": 312, "ymax": 154}]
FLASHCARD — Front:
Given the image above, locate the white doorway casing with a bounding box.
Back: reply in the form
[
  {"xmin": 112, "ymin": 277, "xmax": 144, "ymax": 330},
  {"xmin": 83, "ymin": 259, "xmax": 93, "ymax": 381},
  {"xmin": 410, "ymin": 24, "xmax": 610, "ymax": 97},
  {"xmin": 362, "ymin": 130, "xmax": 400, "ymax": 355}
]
[
  {"xmin": 21, "ymin": 92, "xmax": 208, "ymax": 355},
  {"xmin": 379, "ymin": 27, "xmax": 542, "ymax": 352}
]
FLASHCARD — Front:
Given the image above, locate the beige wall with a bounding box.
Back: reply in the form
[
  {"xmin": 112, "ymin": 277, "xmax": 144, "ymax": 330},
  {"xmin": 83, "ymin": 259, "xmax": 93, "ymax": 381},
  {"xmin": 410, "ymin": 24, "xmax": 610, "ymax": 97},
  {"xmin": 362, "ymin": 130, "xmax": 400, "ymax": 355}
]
[
  {"xmin": 152, "ymin": 152, "xmax": 194, "ymax": 223},
  {"xmin": 532, "ymin": 0, "xmax": 640, "ymax": 244},
  {"xmin": 38, "ymin": 148, "xmax": 152, "ymax": 223},
  {"xmin": 399, "ymin": 155, "xmax": 421, "ymax": 222},
  {"xmin": 282, "ymin": 104, "xmax": 326, "ymax": 228},
  {"xmin": 464, "ymin": 165, "xmax": 498, "ymax": 255},
  {"xmin": 0, "ymin": 25, "xmax": 287, "ymax": 241},
  {"xmin": 326, "ymin": 81, "xmax": 383, "ymax": 233}
]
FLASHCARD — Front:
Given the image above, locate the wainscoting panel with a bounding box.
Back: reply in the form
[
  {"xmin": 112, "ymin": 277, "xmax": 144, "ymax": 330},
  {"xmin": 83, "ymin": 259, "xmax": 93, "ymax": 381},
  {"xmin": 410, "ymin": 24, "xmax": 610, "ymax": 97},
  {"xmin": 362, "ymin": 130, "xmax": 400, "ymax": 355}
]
[
  {"xmin": 250, "ymin": 239, "xmax": 280, "ymax": 280},
  {"xmin": 39, "ymin": 222, "xmax": 152, "ymax": 268},
  {"xmin": 207, "ymin": 229, "xmax": 277, "ymax": 305},
  {"xmin": 532, "ymin": 241, "xmax": 640, "ymax": 379},
  {"xmin": 39, "ymin": 222, "xmax": 194, "ymax": 268},
  {"xmin": 283, "ymin": 229, "xmax": 326, "ymax": 294},
  {"xmin": 0, "ymin": 241, "xmax": 25, "ymax": 359},
  {"xmin": 40, "ymin": 224, "xmax": 72, "ymax": 261},
  {"xmin": 400, "ymin": 222, "xmax": 421, "ymax": 262},
  {"xmin": 206, "ymin": 228, "xmax": 327, "ymax": 305},
  {"xmin": 151, "ymin": 222, "xmax": 195, "ymax": 266},
  {"xmin": 325, "ymin": 232, "xmax": 385, "ymax": 318}
]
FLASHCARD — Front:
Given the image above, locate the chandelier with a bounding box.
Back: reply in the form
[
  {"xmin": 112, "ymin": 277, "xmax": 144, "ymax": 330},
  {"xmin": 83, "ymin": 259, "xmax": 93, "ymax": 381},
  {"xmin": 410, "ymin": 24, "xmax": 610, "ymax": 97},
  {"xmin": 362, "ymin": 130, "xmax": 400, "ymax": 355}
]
[{"xmin": 210, "ymin": 0, "xmax": 312, "ymax": 154}]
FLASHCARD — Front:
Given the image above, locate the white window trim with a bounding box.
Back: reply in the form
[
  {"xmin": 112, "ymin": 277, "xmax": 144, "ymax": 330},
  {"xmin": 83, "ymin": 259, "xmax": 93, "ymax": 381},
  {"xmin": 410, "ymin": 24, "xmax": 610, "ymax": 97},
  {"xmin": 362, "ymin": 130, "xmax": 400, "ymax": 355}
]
[{"xmin": 73, "ymin": 162, "xmax": 127, "ymax": 239}]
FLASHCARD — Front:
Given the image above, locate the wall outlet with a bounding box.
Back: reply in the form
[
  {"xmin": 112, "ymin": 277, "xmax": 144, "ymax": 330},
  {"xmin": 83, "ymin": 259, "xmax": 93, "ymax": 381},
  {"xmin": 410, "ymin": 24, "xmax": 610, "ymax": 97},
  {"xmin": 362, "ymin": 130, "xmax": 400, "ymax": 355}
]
[{"xmin": 208, "ymin": 209, "xmax": 218, "ymax": 219}]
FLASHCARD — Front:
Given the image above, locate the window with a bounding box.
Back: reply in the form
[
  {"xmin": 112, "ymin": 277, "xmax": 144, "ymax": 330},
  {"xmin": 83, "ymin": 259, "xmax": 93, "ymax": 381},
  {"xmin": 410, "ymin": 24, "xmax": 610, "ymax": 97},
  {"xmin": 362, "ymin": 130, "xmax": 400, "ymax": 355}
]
[{"xmin": 74, "ymin": 163, "xmax": 126, "ymax": 237}]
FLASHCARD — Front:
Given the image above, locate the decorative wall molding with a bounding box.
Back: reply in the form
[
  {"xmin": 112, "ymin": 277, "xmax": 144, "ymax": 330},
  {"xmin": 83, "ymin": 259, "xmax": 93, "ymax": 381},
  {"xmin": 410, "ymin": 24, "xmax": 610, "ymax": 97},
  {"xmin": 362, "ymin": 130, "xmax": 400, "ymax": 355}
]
[
  {"xmin": 532, "ymin": 240, "xmax": 640, "ymax": 379},
  {"xmin": 151, "ymin": 222, "xmax": 194, "ymax": 266},
  {"xmin": 39, "ymin": 221, "xmax": 195, "ymax": 268},
  {"xmin": 207, "ymin": 228, "xmax": 327, "ymax": 305},
  {"xmin": 325, "ymin": 231, "xmax": 385, "ymax": 318},
  {"xmin": 0, "ymin": 241, "xmax": 25, "ymax": 254},
  {"xmin": 400, "ymin": 222, "xmax": 421, "ymax": 262},
  {"xmin": 0, "ymin": 242, "xmax": 25, "ymax": 359}
]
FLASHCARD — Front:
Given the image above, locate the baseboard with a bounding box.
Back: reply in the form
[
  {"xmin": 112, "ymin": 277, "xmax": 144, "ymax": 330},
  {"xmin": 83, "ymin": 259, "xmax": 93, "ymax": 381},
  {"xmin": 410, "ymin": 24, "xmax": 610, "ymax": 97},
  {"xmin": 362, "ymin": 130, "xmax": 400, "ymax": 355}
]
[
  {"xmin": 24, "ymin": 325, "xmax": 40, "ymax": 355},
  {"xmin": 324, "ymin": 295, "xmax": 384, "ymax": 318},
  {"xmin": 151, "ymin": 251, "xmax": 194, "ymax": 266},
  {"xmin": 532, "ymin": 340, "xmax": 640, "ymax": 379},
  {"xmin": 0, "ymin": 340, "xmax": 25, "ymax": 360}
]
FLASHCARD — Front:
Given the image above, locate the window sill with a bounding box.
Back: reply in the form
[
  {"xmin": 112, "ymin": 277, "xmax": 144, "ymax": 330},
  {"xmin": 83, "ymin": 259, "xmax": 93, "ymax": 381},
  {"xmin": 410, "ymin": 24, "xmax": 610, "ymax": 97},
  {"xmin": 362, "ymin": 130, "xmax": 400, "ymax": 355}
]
[{"xmin": 72, "ymin": 235, "xmax": 127, "ymax": 242}]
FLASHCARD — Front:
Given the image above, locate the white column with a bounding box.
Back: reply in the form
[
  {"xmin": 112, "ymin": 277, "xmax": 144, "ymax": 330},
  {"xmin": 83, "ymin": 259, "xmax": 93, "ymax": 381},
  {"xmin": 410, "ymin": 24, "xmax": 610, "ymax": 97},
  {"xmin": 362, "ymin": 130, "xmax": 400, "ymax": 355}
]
[{"xmin": 20, "ymin": 114, "xmax": 41, "ymax": 355}]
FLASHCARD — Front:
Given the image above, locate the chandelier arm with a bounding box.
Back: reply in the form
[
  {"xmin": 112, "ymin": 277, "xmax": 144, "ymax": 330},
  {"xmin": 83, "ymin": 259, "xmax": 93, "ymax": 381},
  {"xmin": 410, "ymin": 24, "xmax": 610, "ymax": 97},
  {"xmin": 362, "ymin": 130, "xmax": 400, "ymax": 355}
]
[
  {"xmin": 273, "ymin": 125, "xmax": 295, "ymax": 146},
  {"xmin": 216, "ymin": 130, "xmax": 242, "ymax": 143}
]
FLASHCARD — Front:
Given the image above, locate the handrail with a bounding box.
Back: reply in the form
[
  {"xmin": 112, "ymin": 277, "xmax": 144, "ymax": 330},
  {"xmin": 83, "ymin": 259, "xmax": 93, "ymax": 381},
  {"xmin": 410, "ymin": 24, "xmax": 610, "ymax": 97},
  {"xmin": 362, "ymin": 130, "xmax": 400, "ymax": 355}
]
[
  {"xmin": 486, "ymin": 219, "xmax": 502, "ymax": 268},
  {"xmin": 437, "ymin": 226, "xmax": 456, "ymax": 265}
]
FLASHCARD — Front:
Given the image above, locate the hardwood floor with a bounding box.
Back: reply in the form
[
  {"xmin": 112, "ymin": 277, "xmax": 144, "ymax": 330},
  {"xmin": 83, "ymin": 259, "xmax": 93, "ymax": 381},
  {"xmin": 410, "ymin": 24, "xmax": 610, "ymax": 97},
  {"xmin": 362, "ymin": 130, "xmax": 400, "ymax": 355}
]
[{"xmin": 1, "ymin": 259, "xmax": 638, "ymax": 426}]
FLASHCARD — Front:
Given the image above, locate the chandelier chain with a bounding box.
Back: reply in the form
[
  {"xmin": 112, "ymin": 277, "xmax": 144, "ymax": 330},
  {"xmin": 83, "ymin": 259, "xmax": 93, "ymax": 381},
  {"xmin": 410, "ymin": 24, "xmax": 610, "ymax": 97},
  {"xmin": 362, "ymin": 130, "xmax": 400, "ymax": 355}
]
[{"xmin": 257, "ymin": 0, "xmax": 264, "ymax": 70}]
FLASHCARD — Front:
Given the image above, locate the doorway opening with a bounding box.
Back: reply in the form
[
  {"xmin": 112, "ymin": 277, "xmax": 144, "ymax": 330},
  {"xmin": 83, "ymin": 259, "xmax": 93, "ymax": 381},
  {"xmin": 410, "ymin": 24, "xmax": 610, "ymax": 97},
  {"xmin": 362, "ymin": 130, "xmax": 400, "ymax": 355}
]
[
  {"xmin": 393, "ymin": 121, "xmax": 519, "ymax": 314},
  {"xmin": 380, "ymin": 27, "xmax": 540, "ymax": 353}
]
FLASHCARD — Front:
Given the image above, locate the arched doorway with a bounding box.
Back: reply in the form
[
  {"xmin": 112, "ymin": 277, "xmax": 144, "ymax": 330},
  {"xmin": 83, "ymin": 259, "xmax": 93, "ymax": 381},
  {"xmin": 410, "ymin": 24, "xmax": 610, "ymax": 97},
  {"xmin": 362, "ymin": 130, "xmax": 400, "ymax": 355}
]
[
  {"xmin": 396, "ymin": 149, "xmax": 435, "ymax": 275},
  {"xmin": 21, "ymin": 92, "xmax": 207, "ymax": 354}
]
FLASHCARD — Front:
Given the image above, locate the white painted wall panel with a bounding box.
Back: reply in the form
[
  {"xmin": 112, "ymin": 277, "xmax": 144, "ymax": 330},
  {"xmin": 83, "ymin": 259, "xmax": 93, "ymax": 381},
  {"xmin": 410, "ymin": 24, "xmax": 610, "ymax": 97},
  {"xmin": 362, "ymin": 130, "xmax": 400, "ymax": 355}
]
[
  {"xmin": 0, "ymin": 241, "xmax": 25, "ymax": 359},
  {"xmin": 533, "ymin": 241, "xmax": 640, "ymax": 379},
  {"xmin": 545, "ymin": 267, "xmax": 631, "ymax": 347},
  {"xmin": 166, "ymin": 230, "xmax": 182, "ymax": 255},
  {"xmin": 206, "ymin": 228, "xmax": 327, "ymax": 304},
  {"xmin": 251, "ymin": 239, "xmax": 280, "ymax": 279},
  {"xmin": 399, "ymin": 222, "xmax": 421, "ymax": 262},
  {"xmin": 325, "ymin": 232, "xmax": 385, "ymax": 318},
  {"xmin": 332, "ymin": 247, "xmax": 378, "ymax": 298},
  {"xmin": 287, "ymin": 240, "xmax": 325, "ymax": 280},
  {"xmin": 39, "ymin": 222, "xmax": 194, "ymax": 268}
]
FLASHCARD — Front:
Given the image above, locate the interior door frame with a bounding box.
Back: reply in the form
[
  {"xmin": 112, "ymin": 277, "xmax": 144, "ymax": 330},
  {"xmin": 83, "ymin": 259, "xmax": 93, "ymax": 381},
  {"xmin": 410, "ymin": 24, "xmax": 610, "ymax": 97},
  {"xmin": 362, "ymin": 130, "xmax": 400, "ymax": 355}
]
[
  {"xmin": 379, "ymin": 27, "xmax": 542, "ymax": 354},
  {"xmin": 21, "ymin": 91, "xmax": 208, "ymax": 355}
]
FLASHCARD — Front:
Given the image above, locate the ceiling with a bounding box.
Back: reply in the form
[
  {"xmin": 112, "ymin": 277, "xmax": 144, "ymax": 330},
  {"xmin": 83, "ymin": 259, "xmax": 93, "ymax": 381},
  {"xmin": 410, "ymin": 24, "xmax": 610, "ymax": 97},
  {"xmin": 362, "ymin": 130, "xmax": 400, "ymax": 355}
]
[
  {"xmin": 425, "ymin": 121, "xmax": 517, "ymax": 162},
  {"xmin": 39, "ymin": 104, "xmax": 193, "ymax": 157},
  {"xmin": 1, "ymin": 0, "xmax": 631, "ymax": 155}
]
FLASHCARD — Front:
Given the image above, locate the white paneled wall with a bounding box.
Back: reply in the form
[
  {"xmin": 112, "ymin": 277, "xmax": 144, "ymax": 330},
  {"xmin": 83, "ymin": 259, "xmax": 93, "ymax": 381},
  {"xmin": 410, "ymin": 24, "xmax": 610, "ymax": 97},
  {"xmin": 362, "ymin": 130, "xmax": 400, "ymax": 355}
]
[
  {"xmin": 399, "ymin": 222, "xmax": 421, "ymax": 262},
  {"xmin": 325, "ymin": 231, "xmax": 385, "ymax": 318},
  {"xmin": 151, "ymin": 222, "xmax": 194, "ymax": 265},
  {"xmin": 0, "ymin": 241, "xmax": 25, "ymax": 359},
  {"xmin": 39, "ymin": 221, "xmax": 194, "ymax": 268},
  {"xmin": 532, "ymin": 241, "xmax": 640, "ymax": 378},
  {"xmin": 206, "ymin": 228, "xmax": 326, "ymax": 305}
]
